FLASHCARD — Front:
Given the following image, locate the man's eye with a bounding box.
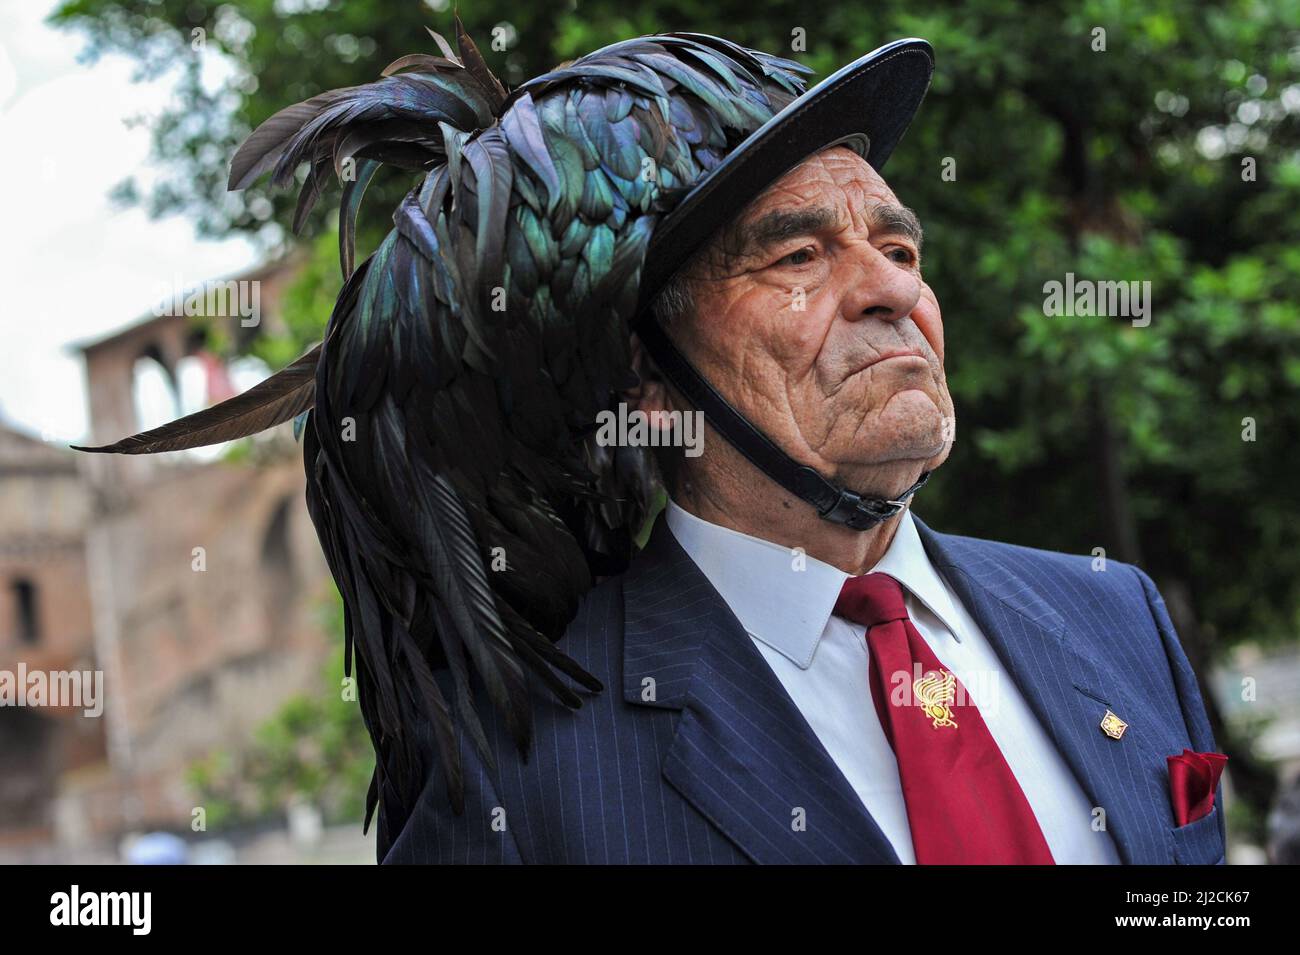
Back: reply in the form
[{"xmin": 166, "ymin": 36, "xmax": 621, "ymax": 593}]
[
  {"xmin": 886, "ymin": 246, "xmax": 919, "ymax": 266},
  {"xmin": 775, "ymin": 247, "xmax": 815, "ymax": 267}
]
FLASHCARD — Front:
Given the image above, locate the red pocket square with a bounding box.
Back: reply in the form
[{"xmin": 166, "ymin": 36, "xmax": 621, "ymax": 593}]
[{"xmin": 1167, "ymin": 749, "xmax": 1228, "ymax": 826}]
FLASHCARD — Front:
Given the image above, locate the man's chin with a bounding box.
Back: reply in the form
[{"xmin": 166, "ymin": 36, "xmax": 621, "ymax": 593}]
[
  {"xmin": 881, "ymin": 384, "xmax": 943, "ymax": 411},
  {"xmin": 870, "ymin": 398, "xmax": 951, "ymax": 446},
  {"xmin": 833, "ymin": 449, "xmax": 946, "ymax": 497},
  {"xmin": 839, "ymin": 420, "xmax": 952, "ymax": 480}
]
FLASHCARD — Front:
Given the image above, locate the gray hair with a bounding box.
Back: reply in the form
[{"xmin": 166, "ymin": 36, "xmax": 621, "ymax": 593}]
[{"xmin": 648, "ymin": 266, "xmax": 697, "ymax": 328}]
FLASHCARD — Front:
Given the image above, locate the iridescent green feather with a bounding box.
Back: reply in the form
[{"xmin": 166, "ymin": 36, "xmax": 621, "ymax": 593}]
[{"xmin": 80, "ymin": 20, "xmax": 815, "ymax": 825}]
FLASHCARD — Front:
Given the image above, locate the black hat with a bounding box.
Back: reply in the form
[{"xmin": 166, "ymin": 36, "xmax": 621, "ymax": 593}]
[{"xmin": 640, "ymin": 36, "xmax": 933, "ymax": 309}]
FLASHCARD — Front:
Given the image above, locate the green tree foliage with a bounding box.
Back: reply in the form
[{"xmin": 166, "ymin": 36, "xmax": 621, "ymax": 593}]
[{"xmin": 56, "ymin": 0, "xmax": 1300, "ymax": 841}]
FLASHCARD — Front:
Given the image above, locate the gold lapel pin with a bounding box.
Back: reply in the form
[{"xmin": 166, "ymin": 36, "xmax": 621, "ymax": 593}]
[{"xmin": 1100, "ymin": 709, "xmax": 1128, "ymax": 740}]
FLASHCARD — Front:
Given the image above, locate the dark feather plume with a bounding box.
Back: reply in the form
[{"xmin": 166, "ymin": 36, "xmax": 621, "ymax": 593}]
[{"xmin": 77, "ymin": 19, "xmax": 814, "ymax": 831}]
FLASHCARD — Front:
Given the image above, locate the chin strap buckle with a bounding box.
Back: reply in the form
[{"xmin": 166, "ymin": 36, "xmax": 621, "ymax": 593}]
[{"xmin": 817, "ymin": 470, "xmax": 932, "ymax": 530}]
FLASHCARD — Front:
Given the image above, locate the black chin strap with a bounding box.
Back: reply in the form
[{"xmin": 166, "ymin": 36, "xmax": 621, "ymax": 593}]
[{"xmin": 635, "ymin": 316, "xmax": 930, "ymax": 531}]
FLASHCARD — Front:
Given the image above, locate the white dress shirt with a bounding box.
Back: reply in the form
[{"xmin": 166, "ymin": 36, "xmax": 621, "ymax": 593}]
[{"xmin": 665, "ymin": 499, "xmax": 1120, "ymax": 864}]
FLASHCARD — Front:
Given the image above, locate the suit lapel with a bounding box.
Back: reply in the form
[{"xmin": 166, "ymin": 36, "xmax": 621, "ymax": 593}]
[
  {"xmin": 621, "ymin": 519, "xmax": 900, "ymax": 864},
  {"xmin": 911, "ymin": 514, "xmax": 1175, "ymax": 863}
]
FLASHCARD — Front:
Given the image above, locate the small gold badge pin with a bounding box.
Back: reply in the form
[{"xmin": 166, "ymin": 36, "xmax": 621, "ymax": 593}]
[{"xmin": 1100, "ymin": 709, "xmax": 1128, "ymax": 740}]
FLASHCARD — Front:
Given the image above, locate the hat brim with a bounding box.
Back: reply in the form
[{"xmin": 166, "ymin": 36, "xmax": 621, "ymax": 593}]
[{"xmin": 637, "ymin": 37, "xmax": 935, "ymax": 314}]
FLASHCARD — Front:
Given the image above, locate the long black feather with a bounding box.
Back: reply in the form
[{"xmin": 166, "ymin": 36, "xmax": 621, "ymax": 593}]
[
  {"xmin": 73, "ymin": 344, "xmax": 321, "ymax": 454},
  {"xmin": 79, "ymin": 21, "xmax": 813, "ymax": 826}
]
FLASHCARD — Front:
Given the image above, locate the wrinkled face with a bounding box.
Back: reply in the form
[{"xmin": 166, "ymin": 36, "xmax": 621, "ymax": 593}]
[{"xmin": 674, "ymin": 145, "xmax": 954, "ymax": 489}]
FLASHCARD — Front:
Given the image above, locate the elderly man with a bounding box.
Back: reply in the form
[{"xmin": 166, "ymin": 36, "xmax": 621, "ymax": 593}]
[
  {"xmin": 385, "ymin": 139, "xmax": 1224, "ymax": 865},
  {"xmin": 82, "ymin": 27, "xmax": 1226, "ymax": 865}
]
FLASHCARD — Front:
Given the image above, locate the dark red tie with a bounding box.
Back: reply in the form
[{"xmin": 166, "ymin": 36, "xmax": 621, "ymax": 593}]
[{"xmin": 834, "ymin": 572, "xmax": 1056, "ymax": 864}]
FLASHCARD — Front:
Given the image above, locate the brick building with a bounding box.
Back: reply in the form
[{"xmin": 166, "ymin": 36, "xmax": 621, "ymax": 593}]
[
  {"xmin": 0, "ymin": 258, "xmax": 338, "ymax": 857},
  {"xmin": 0, "ymin": 424, "xmax": 103, "ymax": 849}
]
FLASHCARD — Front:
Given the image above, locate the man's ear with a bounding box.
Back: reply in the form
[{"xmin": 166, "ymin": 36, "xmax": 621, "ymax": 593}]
[
  {"xmin": 625, "ymin": 333, "xmax": 675, "ymax": 426},
  {"xmin": 625, "ymin": 332, "xmax": 687, "ymax": 492}
]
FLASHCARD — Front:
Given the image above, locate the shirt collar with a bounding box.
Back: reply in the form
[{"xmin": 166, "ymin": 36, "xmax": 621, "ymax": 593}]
[{"xmin": 664, "ymin": 498, "xmax": 965, "ymax": 669}]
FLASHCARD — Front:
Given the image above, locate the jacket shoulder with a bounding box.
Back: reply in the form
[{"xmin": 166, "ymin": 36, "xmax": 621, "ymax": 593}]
[{"xmin": 928, "ymin": 527, "xmax": 1151, "ymax": 604}]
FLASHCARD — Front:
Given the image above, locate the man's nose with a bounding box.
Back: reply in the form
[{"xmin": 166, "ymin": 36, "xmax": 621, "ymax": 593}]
[{"xmin": 841, "ymin": 246, "xmax": 921, "ymax": 324}]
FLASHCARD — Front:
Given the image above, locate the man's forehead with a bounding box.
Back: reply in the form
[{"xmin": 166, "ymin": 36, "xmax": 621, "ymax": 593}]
[
  {"xmin": 687, "ymin": 146, "xmax": 922, "ymax": 273},
  {"xmin": 741, "ymin": 146, "xmax": 897, "ymax": 223},
  {"xmin": 713, "ymin": 146, "xmax": 922, "ymax": 259}
]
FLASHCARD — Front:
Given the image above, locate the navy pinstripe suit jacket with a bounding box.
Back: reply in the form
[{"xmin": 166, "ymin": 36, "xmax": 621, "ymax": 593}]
[{"xmin": 378, "ymin": 513, "xmax": 1227, "ymax": 864}]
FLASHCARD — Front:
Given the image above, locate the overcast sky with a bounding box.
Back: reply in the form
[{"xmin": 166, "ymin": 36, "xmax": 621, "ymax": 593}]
[{"xmin": 0, "ymin": 1, "xmax": 260, "ymax": 444}]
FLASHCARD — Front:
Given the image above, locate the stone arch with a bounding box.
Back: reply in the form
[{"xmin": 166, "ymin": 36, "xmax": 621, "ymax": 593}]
[{"xmin": 130, "ymin": 343, "xmax": 181, "ymax": 434}]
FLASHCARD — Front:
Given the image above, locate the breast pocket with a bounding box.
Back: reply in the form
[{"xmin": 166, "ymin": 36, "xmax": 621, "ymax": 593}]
[{"xmin": 1168, "ymin": 804, "xmax": 1225, "ymax": 865}]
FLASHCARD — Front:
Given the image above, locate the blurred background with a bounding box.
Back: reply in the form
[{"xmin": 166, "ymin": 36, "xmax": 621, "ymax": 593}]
[{"xmin": 0, "ymin": 0, "xmax": 1297, "ymax": 864}]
